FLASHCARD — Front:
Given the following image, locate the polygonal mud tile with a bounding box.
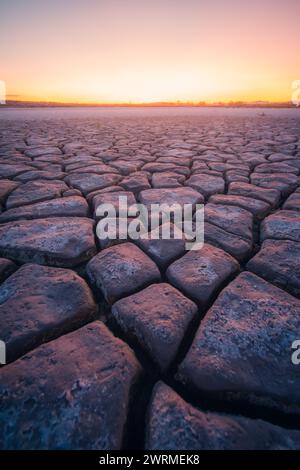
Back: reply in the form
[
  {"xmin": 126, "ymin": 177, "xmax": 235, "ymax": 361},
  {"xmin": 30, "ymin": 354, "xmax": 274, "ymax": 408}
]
[
  {"xmin": 261, "ymin": 210, "xmax": 300, "ymax": 242},
  {"xmin": 15, "ymin": 170, "xmax": 66, "ymax": 182},
  {"xmin": 254, "ymin": 162, "xmax": 298, "ymax": 175},
  {"xmin": 24, "ymin": 146, "xmax": 62, "ymax": 158},
  {"xmin": 0, "ymin": 321, "xmax": 142, "ymax": 449},
  {"xmin": 166, "ymin": 243, "xmax": 239, "ymax": 308},
  {"xmin": 0, "ymin": 196, "xmax": 89, "ymax": 223},
  {"xmin": 185, "ymin": 173, "xmax": 225, "ymax": 198},
  {"xmin": 0, "ymin": 217, "xmax": 97, "ymax": 267},
  {"xmin": 208, "ymin": 194, "xmax": 271, "ymax": 219},
  {"xmin": 142, "ymin": 162, "xmax": 189, "ymax": 176},
  {"xmin": 136, "ymin": 222, "xmax": 187, "ymax": 270},
  {"xmin": 152, "ymin": 172, "xmax": 185, "ymax": 188},
  {"xmin": 65, "ymin": 173, "xmax": 120, "ymax": 195},
  {"xmin": 0, "ymin": 263, "xmax": 97, "ymax": 362},
  {"xmin": 86, "ymin": 242, "xmax": 161, "ymax": 304},
  {"xmin": 146, "ymin": 382, "xmax": 300, "ymax": 450},
  {"xmin": 178, "ymin": 271, "xmax": 300, "ymax": 415},
  {"xmin": 250, "ymin": 173, "xmax": 298, "ymax": 195},
  {"xmin": 247, "ymin": 239, "xmax": 300, "ymax": 297},
  {"xmin": 204, "ymin": 221, "xmax": 253, "ymax": 262},
  {"xmin": 0, "ymin": 164, "xmax": 33, "ymax": 179},
  {"xmin": 6, "ymin": 180, "xmax": 68, "ymax": 209},
  {"xmin": 228, "ymin": 182, "xmax": 280, "ymax": 207},
  {"xmin": 92, "ymin": 191, "xmax": 136, "ymax": 218},
  {"xmin": 204, "ymin": 203, "xmax": 253, "ymax": 241},
  {"xmin": 112, "ymin": 283, "xmax": 197, "ymax": 371},
  {"xmin": 282, "ymin": 192, "xmax": 300, "ymax": 211},
  {"xmin": 139, "ymin": 187, "xmax": 204, "ymax": 208},
  {"xmin": 120, "ymin": 172, "xmax": 151, "ymax": 193}
]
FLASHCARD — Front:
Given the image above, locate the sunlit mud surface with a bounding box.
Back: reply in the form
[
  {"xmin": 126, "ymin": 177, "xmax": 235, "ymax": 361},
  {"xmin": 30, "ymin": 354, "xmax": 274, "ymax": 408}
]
[{"xmin": 0, "ymin": 107, "xmax": 300, "ymax": 450}]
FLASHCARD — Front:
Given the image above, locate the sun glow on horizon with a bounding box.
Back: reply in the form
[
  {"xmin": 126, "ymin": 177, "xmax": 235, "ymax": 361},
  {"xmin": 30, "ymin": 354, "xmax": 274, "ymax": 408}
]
[{"xmin": 1, "ymin": 0, "xmax": 299, "ymax": 104}]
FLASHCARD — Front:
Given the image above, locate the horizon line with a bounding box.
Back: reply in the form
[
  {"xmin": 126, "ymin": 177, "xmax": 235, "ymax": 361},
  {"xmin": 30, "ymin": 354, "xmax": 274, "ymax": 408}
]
[{"xmin": 2, "ymin": 99, "xmax": 297, "ymax": 109}]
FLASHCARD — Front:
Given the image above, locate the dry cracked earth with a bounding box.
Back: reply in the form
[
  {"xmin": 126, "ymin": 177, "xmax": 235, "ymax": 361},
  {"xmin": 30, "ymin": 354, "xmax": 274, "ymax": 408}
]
[{"xmin": 0, "ymin": 108, "xmax": 300, "ymax": 450}]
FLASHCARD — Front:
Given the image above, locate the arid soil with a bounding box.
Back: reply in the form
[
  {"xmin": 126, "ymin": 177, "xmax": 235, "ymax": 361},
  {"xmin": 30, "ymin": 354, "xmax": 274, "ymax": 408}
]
[{"xmin": 0, "ymin": 107, "xmax": 300, "ymax": 449}]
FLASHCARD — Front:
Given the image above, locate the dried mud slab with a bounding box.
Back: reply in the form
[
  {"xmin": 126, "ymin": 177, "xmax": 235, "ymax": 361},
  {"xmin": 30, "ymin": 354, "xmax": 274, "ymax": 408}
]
[
  {"xmin": 139, "ymin": 187, "xmax": 204, "ymax": 208},
  {"xmin": 5, "ymin": 179, "xmax": 68, "ymax": 209},
  {"xmin": 209, "ymin": 194, "xmax": 271, "ymax": 219},
  {"xmin": 65, "ymin": 172, "xmax": 120, "ymax": 195},
  {"xmin": 250, "ymin": 173, "xmax": 298, "ymax": 195},
  {"xmin": 282, "ymin": 191, "xmax": 300, "ymax": 211},
  {"xmin": 0, "ymin": 196, "xmax": 89, "ymax": 223},
  {"xmin": 112, "ymin": 283, "xmax": 197, "ymax": 371},
  {"xmin": 178, "ymin": 272, "xmax": 300, "ymax": 415},
  {"xmin": 0, "ymin": 321, "xmax": 142, "ymax": 449},
  {"xmin": 86, "ymin": 242, "xmax": 161, "ymax": 304},
  {"xmin": 166, "ymin": 243, "xmax": 239, "ymax": 308},
  {"xmin": 0, "ymin": 263, "xmax": 97, "ymax": 363},
  {"xmin": 0, "ymin": 110, "xmax": 300, "ymax": 450},
  {"xmin": 204, "ymin": 203, "xmax": 253, "ymax": 241},
  {"xmin": 261, "ymin": 210, "xmax": 300, "ymax": 242},
  {"xmin": 0, "ymin": 217, "xmax": 97, "ymax": 267},
  {"xmin": 204, "ymin": 221, "xmax": 253, "ymax": 262},
  {"xmin": 247, "ymin": 239, "xmax": 300, "ymax": 297},
  {"xmin": 228, "ymin": 182, "xmax": 281, "ymax": 207},
  {"xmin": 185, "ymin": 174, "xmax": 225, "ymax": 198},
  {"xmin": 146, "ymin": 382, "xmax": 300, "ymax": 450},
  {"xmin": 136, "ymin": 229, "xmax": 187, "ymax": 270},
  {"xmin": 92, "ymin": 191, "xmax": 136, "ymax": 218}
]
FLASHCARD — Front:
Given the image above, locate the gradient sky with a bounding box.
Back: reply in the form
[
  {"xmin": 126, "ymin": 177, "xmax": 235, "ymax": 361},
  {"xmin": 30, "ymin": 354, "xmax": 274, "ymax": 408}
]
[{"xmin": 1, "ymin": 0, "xmax": 299, "ymax": 103}]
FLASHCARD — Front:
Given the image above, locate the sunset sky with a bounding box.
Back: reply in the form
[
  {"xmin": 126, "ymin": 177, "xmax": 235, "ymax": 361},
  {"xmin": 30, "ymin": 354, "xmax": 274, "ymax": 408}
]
[{"xmin": 1, "ymin": 0, "xmax": 299, "ymax": 103}]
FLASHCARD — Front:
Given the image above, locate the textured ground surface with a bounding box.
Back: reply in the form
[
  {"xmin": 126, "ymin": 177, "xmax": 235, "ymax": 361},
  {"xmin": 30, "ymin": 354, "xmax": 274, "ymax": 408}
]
[{"xmin": 0, "ymin": 107, "xmax": 300, "ymax": 449}]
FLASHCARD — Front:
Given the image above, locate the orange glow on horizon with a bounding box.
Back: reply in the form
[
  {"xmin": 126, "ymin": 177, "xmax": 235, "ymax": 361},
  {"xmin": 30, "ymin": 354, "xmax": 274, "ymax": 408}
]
[{"xmin": 1, "ymin": 0, "xmax": 299, "ymax": 105}]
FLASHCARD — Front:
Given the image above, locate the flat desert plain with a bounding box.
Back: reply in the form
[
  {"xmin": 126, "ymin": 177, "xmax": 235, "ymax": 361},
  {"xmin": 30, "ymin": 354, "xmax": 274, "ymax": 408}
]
[{"xmin": 0, "ymin": 107, "xmax": 300, "ymax": 450}]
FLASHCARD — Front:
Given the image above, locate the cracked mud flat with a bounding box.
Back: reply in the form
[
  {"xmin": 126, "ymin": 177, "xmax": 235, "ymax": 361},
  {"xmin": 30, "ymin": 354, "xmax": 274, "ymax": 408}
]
[{"xmin": 0, "ymin": 107, "xmax": 300, "ymax": 450}]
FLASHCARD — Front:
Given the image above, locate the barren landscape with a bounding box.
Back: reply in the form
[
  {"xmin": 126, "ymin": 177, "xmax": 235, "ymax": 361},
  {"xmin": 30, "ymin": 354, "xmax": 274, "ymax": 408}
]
[{"xmin": 0, "ymin": 107, "xmax": 300, "ymax": 450}]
